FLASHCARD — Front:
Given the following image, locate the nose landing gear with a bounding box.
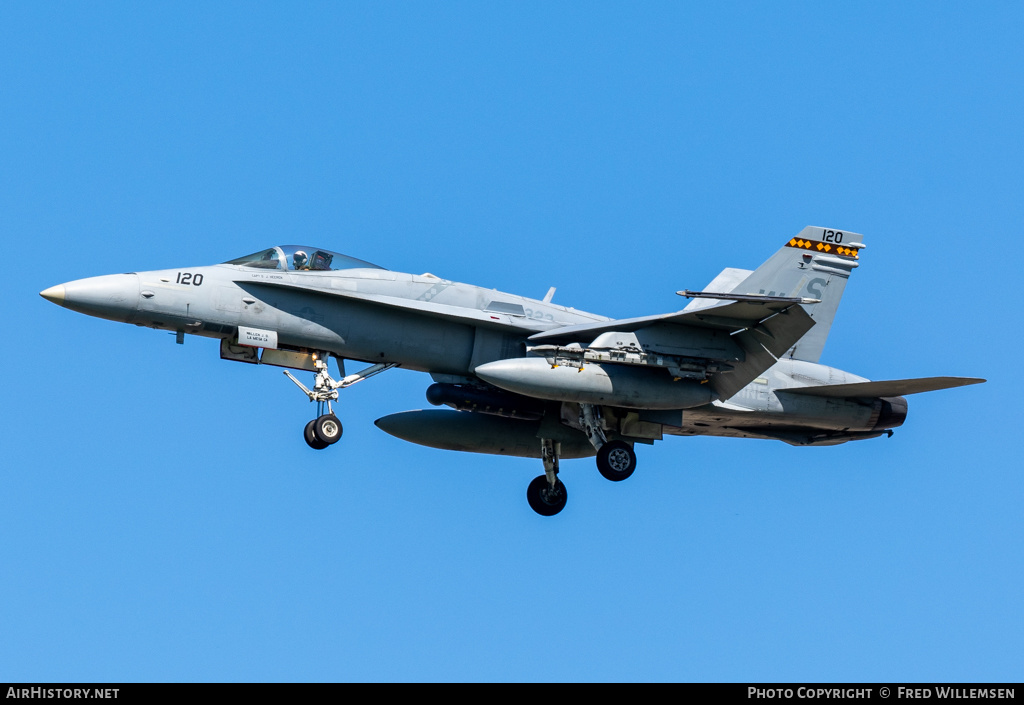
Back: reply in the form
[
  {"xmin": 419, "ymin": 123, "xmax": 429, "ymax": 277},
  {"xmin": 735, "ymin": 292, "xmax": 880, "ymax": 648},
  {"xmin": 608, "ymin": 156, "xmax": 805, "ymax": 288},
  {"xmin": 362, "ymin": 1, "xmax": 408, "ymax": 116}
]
[
  {"xmin": 303, "ymin": 414, "xmax": 342, "ymax": 449},
  {"xmin": 303, "ymin": 418, "xmax": 330, "ymax": 449},
  {"xmin": 284, "ymin": 354, "xmax": 397, "ymax": 450}
]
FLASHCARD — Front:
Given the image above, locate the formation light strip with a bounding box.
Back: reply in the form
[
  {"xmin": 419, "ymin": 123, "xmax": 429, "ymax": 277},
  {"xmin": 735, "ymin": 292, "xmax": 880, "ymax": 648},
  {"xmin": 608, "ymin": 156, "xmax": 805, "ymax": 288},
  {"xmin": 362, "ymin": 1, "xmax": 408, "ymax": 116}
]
[{"xmin": 786, "ymin": 238, "xmax": 859, "ymax": 258}]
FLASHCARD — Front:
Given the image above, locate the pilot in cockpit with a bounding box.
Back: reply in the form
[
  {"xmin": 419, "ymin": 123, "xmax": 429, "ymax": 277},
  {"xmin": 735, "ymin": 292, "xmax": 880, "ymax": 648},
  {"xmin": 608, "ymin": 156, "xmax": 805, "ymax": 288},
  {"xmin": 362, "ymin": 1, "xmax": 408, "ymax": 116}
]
[{"xmin": 293, "ymin": 250, "xmax": 310, "ymax": 270}]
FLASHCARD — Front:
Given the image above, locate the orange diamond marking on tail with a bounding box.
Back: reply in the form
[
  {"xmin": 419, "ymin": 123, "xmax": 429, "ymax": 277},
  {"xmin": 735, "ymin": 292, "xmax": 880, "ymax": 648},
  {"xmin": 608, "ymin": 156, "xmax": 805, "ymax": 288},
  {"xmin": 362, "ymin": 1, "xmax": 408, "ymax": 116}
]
[
  {"xmin": 824, "ymin": 244, "xmax": 832, "ymax": 252},
  {"xmin": 816, "ymin": 242, "xmax": 824, "ymax": 251},
  {"xmin": 789, "ymin": 238, "xmax": 798, "ymax": 246}
]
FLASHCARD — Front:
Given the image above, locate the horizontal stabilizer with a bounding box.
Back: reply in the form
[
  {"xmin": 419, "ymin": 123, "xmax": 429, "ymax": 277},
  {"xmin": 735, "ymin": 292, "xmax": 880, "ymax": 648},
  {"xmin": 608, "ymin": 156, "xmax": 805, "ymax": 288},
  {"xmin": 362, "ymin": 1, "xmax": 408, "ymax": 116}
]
[{"xmin": 778, "ymin": 376, "xmax": 985, "ymax": 398}]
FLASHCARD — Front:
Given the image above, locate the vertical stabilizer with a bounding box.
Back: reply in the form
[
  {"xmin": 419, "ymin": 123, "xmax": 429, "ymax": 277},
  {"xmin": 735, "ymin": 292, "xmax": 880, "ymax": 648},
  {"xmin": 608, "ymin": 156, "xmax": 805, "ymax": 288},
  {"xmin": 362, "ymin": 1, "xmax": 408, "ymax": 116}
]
[
  {"xmin": 731, "ymin": 226, "xmax": 864, "ymax": 363},
  {"xmin": 683, "ymin": 267, "xmax": 753, "ymax": 313}
]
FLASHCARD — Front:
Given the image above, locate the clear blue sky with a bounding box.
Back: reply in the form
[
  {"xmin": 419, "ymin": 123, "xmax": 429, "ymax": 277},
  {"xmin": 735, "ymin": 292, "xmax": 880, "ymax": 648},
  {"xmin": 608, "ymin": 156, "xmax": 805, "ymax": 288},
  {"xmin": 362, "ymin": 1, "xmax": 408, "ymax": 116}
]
[{"xmin": 2, "ymin": 2, "xmax": 1020, "ymax": 682}]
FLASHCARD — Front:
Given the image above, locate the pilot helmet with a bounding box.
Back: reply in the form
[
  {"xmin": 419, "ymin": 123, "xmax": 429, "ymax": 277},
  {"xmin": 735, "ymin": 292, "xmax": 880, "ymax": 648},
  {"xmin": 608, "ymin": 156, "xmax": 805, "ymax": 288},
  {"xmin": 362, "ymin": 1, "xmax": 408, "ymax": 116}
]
[{"xmin": 293, "ymin": 250, "xmax": 308, "ymax": 268}]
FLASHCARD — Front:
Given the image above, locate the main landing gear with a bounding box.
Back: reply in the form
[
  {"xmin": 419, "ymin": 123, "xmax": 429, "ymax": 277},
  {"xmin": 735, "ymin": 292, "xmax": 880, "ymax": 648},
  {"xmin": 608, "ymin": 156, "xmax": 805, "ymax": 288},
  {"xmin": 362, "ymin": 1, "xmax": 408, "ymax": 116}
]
[
  {"xmin": 525, "ymin": 404, "xmax": 639, "ymax": 517},
  {"xmin": 527, "ymin": 438, "xmax": 568, "ymax": 516},
  {"xmin": 284, "ymin": 354, "xmax": 397, "ymax": 450},
  {"xmin": 596, "ymin": 440, "xmax": 637, "ymax": 482},
  {"xmin": 579, "ymin": 403, "xmax": 637, "ymax": 482}
]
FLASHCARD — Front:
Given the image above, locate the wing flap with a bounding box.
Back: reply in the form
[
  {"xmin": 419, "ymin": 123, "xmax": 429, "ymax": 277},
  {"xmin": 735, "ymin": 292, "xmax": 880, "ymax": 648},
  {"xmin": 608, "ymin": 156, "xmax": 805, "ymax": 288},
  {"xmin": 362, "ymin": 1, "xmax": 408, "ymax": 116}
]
[
  {"xmin": 778, "ymin": 377, "xmax": 986, "ymax": 398},
  {"xmin": 707, "ymin": 304, "xmax": 816, "ymax": 400}
]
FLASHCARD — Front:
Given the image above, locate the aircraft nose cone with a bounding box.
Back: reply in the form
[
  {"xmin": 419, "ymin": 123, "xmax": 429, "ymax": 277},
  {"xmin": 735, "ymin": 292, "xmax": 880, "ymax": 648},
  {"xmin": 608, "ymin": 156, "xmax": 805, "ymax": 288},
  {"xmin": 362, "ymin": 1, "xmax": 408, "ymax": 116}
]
[
  {"xmin": 40, "ymin": 285, "xmax": 66, "ymax": 305},
  {"xmin": 48, "ymin": 273, "xmax": 141, "ymax": 323}
]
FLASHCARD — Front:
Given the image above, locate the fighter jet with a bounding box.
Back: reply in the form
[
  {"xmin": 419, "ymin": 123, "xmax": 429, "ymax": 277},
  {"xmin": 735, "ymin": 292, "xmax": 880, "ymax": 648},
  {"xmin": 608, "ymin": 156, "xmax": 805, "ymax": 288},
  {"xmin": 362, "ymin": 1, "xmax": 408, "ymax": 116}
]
[{"xmin": 40, "ymin": 227, "xmax": 983, "ymax": 515}]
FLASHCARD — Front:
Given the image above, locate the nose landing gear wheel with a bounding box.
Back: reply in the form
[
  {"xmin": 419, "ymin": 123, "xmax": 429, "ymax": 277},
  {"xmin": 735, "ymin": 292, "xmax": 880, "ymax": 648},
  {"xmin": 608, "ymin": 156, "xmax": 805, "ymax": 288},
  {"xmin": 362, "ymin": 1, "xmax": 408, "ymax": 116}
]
[
  {"xmin": 285, "ymin": 355, "xmax": 397, "ymax": 449},
  {"xmin": 597, "ymin": 440, "xmax": 636, "ymax": 481},
  {"xmin": 527, "ymin": 475, "xmax": 568, "ymax": 516},
  {"xmin": 313, "ymin": 414, "xmax": 343, "ymax": 445},
  {"xmin": 304, "ymin": 420, "xmax": 329, "ymax": 450}
]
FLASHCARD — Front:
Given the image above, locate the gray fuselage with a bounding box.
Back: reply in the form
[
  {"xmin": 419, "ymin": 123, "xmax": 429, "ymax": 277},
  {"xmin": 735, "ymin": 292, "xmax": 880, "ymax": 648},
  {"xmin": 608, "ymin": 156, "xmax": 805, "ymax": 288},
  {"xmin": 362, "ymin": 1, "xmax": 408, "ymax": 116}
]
[{"xmin": 45, "ymin": 257, "xmax": 901, "ymax": 447}]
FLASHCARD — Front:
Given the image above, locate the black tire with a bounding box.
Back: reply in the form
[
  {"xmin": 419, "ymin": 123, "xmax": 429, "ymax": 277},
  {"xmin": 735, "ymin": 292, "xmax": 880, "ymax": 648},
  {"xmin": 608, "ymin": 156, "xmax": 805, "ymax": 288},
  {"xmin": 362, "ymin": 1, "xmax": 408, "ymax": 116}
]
[
  {"xmin": 313, "ymin": 414, "xmax": 343, "ymax": 445},
  {"xmin": 304, "ymin": 419, "xmax": 329, "ymax": 450},
  {"xmin": 526, "ymin": 475, "xmax": 568, "ymax": 516},
  {"xmin": 596, "ymin": 440, "xmax": 636, "ymax": 481}
]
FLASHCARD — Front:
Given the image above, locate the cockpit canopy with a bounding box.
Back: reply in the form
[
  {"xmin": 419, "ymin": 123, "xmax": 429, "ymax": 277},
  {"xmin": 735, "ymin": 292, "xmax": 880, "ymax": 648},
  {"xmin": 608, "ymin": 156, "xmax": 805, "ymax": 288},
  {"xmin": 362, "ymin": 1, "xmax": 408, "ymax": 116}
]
[{"xmin": 225, "ymin": 246, "xmax": 385, "ymax": 272}]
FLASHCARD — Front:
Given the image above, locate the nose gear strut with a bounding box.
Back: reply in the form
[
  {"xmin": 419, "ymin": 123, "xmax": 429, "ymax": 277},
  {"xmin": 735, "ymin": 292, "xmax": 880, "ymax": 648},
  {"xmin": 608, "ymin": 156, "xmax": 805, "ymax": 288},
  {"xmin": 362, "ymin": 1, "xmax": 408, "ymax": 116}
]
[{"xmin": 283, "ymin": 354, "xmax": 398, "ymax": 449}]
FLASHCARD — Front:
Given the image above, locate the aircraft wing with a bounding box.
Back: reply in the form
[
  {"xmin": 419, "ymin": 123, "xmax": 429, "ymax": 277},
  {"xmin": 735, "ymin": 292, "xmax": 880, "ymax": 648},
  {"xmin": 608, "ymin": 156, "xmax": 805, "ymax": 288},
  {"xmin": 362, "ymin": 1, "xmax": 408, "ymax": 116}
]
[
  {"xmin": 530, "ymin": 298, "xmax": 817, "ymax": 401},
  {"xmin": 240, "ymin": 279, "xmax": 554, "ymax": 333},
  {"xmin": 777, "ymin": 376, "xmax": 986, "ymax": 397},
  {"xmin": 528, "ymin": 297, "xmax": 811, "ymax": 342}
]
